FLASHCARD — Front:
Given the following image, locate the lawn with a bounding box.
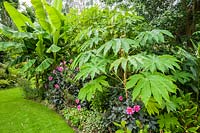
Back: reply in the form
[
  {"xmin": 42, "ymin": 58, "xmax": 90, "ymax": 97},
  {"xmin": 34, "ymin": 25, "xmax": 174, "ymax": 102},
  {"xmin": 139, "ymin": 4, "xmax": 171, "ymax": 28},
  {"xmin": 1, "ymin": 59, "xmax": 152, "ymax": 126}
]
[{"xmin": 0, "ymin": 88, "xmax": 74, "ymax": 133}]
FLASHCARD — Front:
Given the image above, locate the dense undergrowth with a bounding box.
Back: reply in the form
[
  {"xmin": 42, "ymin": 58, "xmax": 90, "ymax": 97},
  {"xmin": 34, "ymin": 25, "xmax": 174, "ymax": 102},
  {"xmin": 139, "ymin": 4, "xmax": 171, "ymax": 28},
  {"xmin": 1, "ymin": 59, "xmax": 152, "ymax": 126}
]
[{"xmin": 0, "ymin": 0, "xmax": 200, "ymax": 132}]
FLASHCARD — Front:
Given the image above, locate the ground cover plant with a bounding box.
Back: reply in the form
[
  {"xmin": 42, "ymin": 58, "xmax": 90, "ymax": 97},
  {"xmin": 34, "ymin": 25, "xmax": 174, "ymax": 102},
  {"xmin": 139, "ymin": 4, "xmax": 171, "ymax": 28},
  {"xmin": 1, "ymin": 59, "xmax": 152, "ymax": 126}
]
[{"xmin": 0, "ymin": 0, "xmax": 199, "ymax": 132}]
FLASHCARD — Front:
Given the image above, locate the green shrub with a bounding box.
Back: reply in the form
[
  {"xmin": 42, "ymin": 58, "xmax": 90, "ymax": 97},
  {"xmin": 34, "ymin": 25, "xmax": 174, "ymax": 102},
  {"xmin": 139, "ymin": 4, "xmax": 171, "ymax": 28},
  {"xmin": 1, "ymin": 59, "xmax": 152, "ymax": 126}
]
[{"xmin": 18, "ymin": 78, "xmax": 42, "ymax": 100}]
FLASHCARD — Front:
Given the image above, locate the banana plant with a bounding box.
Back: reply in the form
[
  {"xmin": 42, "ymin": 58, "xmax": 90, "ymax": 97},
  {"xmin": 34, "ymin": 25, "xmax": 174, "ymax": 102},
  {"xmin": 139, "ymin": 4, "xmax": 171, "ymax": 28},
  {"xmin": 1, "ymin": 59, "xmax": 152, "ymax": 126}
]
[{"xmin": 0, "ymin": 0, "xmax": 66, "ymax": 88}]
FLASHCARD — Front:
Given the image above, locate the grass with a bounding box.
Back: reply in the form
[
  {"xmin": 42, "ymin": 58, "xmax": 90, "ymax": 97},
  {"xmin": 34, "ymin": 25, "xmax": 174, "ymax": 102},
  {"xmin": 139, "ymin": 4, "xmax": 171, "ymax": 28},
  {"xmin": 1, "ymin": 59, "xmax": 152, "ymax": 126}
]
[{"xmin": 0, "ymin": 88, "xmax": 74, "ymax": 133}]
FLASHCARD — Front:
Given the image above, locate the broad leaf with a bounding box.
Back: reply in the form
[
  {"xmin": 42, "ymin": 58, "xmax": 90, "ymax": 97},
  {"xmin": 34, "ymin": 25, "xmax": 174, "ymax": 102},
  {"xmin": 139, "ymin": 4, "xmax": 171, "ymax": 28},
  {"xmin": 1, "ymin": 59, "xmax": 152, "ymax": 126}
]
[
  {"xmin": 78, "ymin": 76, "xmax": 109, "ymax": 101},
  {"xmin": 143, "ymin": 55, "xmax": 180, "ymax": 73},
  {"xmin": 0, "ymin": 42, "xmax": 24, "ymax": 51},
  {"xmin": 36, "ymin": 58, "xmax": 54, "ymax": 72},
  {"xmin": 126, "ymin": 72, "xmax": 177, "ymax": 106},
  {"xmin": 4, "ymin": 2, "xmax": 34, "ymax": 32},
  {"xmin": 21, "ymin": 59, "xmax": 36, "ymax": 72},
  {"xmin": 97, "ymin": 38, "xmax": 136, "ymax": 55},
  {"xmin": 135, "ymin": 29, "xmax": 174, "ymax": 46},
  {"xmin": 52, "ymin": 0, "xmax": 62, "ymax": 12},
  {"xmin": 31, "ymin": 0, "xmax": 51, "ymax": 33},
  {"xmin": 75, "ymin": 57, "xmax": 108, "ymax": 80},
  {"xmin": 46, "ymin": 44, "xmax": 61, "ymax": 53}
]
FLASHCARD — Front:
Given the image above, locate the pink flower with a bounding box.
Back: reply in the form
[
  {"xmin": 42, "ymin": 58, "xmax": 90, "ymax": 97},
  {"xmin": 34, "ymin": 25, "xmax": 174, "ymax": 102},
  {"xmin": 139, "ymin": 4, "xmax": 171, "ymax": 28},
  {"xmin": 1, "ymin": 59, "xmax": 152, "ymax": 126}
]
[
  {"xmin": 57, "ymin": 66, "xmax": 64, "ymax": 72},
  {"xmin": 75, "ymin": 99, "xmax": 80, "ymax": 104},
  {"xmin": 118, "ymin": 96, "xmax": 123, "ymax": 101},
  {"xmin": 53, "ymin": 70, "xmax": 56, "ymax": 74},
  {"xmin": 126, "ymin": 107, "xmax": 134, "ymax": 115},
  {"xmin": 48, "ymin": 76, "xmax": 53, "ymax": 81},
  {"xmin": 54, "ymin": 84, "xmax": 60, "ymax": 89},
  {"xmin": 77, "ymin": 105, "xmax": 81, "ymax": 111},
  {"xmin": 63, "ymin": 61, "xmax": 66, "ymax": 65},
  {"xmin": 133, "ymin": 105, "xmax": 141, "ymax": 112}
]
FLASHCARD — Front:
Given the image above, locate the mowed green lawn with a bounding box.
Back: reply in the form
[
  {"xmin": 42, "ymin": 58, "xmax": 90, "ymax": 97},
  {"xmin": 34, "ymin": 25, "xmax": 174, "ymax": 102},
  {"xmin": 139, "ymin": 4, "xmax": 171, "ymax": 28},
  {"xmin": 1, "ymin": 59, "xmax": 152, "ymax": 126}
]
[{"xmin": 0, "ymin": 88, "xmax": 74, "ymax": 133}]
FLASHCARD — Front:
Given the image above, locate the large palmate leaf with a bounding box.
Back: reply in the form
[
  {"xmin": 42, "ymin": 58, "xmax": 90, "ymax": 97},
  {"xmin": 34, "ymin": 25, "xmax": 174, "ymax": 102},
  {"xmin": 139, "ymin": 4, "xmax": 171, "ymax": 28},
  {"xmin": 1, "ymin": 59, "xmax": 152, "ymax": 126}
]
[
  {"xmin": 97, "ymin": 38, "xmax": 137, "ymax": 55},
  {"xmin": 75, "ymin": 57, "xmax": 108, "ymax": 80},
  {"xmin": 126, "ymin": 72, "xmax": 177, "ymax": 106},
  {"xmin": 31, "ymin": 0, "xmax": 51, "ymax": 33},
  {"xmin": 110, "ymin": 54, "xmax": 145, "ymax": 73},
  {"xmin": 4, "ymin": 2, "xmax": 34, "ymax": 32},
  {"xmin": 80, "ymin": 37, "xmax": 102, "ymax": 51},
  {"xmin": 142, "ymin": 55, "xmax": 180, "ymax": 73},
  {"xmin": 135, "ymin": 29, "xmax": 174, "ymax": 46},
  {"xmin": 78, "ymin": 76, "xmax": 109, "ymax": 101},
  {"xmin": 35, "ymin": 58, "xmax": 54, "ymax": 72},
  {"xmin": 71, "ymin": 50, "xmax": 96, "ymax": 68},
  {"xmin": 172, "ymin": 71, "xmax": 194, "ymax": 84},
  {"xmin": 21, "ymin": 59, "xmax": 36, "ymax": 72}
]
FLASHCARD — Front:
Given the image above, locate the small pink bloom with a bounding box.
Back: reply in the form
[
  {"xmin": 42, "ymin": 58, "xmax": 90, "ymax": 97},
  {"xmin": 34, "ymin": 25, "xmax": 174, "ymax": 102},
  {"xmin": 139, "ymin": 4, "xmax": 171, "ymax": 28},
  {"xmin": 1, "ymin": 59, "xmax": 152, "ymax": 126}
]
[
  {"xmin": 77, "ymin": 105, "xmax": 81, "ymax": 111},
  {"xmin": 48, "ymin": 76, "xmax": 53, "ymax": 81},
  {"xmin": 53, "ymin": 70, "xmax": 56, "ymax": 74},
  {"xmin": 63, "ymin": 61, "xmax": 66, "ymax": 64},
  {"xmin": 57, "ymin": 66, "xmax": 64, "ymax": 72},
  {"xmin": 126, "ymin": 107, "xmax": 134, "ymax": 115},
  {"xmin": 75, "ymin": 99, "xmax": 80, "ymax": 104},
  {"xmin": 54, "ymin": 84, "xmax": 60, "ymax": 89},
  {"xmin": 133, "ymin": 105, "xmax": 141, "ymax": 112},
  {"xmin": 118, "ymin": 96, "xmax": 123, "ymax": 101}
]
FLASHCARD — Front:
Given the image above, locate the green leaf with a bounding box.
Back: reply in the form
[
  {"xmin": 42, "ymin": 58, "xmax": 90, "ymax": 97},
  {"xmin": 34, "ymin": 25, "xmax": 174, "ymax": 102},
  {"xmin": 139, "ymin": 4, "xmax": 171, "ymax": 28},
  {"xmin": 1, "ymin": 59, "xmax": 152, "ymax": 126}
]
[
  {"xmin": 47, "ymin": 44, "xmax": 61, "ymax": 53},
  {"xmin": 35, "ymin": 58, "xmax": 54, "ymax": 72},
  {"xmin": 4, "ymin": 2, "xmax": 34, "ymax": 32},
  {"xmin": 78, "ymin": 76, "xmax": 109, "ymax": 101},
  {"xmin": 135, "ymin": 29, "xmax": 174, "ymax": 46},
  {"xmin": 146, "ymin": 98, "xmax": 161, "ymax": 115},
  {"xmin": 75, "ymin": 57, "xmax": 108, "ymax": 80},
  {"xmin": 52, "ymin": 0, "xmax": 62, "ymax": 12},
  {"xmin": 127, "ymin": 72, "xmax": 177, "ymax": 106},
  {"xmin": 157, "ymin": 113, "xmax": 180, "ymax": 130},
  {"xmin": 143, "ymin": 55, "xmax": 180, "ymax": 73},
  {"xmin": 21, "ymin": 59, "xmax": 36, "ymax": 72},
  {"xmin": 31, "ymin": 0, "xmax": 51, "ymax": 33},
  {"xmin": 172, "ymin": 71, "xmax": 194, "ymax": 84},
  {"xmin": 35, "ymin": 38, "xmax": 45, "ymax": 58},
  {"xmin": 0, "ymin": 42, "xmax": 24, "ymax": 51},
  {"xmin": 97, "ymin": 38, "xmax": 134, "ymax": 55}
]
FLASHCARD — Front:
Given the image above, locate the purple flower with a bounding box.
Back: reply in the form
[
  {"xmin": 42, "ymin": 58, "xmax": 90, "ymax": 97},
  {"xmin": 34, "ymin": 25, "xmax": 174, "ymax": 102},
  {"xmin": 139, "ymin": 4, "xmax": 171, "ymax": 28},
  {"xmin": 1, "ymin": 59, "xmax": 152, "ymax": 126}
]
[
  {"xmin": 48, "ymin": 76, "xmax": 53, "ymax": 81},
  {"xmin": 75, "ymin": 99, "xmax": 80, "ymax": 104},
  {"xmin": 126, "ymin": 107, "xmax": 134, "ymax": 115},
  {"xmin": 57, "ymin": 66, "xmax": 64, "ymax": 72},
  {"xmin": 77, "ymin": 105, "xmax": 81, "ymax": 111},
  {"xmin": 54, "ymin": 84, "xmax": 60, "ymax": 89},
  {"xmin": 118, "ymin": 96, "xmax": 123, "ymax": 101},
  {"xmin": 133, "ymin": 105, "xmax": 141, "ymax": 112}
]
